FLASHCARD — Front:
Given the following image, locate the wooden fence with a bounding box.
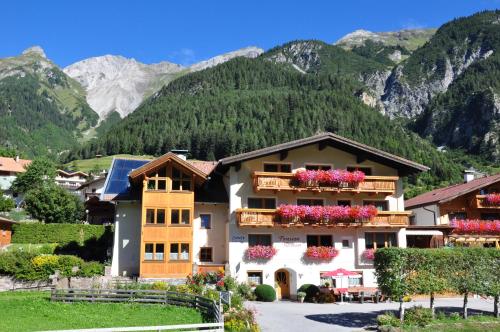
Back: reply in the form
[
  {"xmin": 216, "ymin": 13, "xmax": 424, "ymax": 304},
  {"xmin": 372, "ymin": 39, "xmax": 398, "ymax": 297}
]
[
  {"xmin": 51, "ymin": 288, "xmax": 223, "ymax": 323},
  {"xmin": 37, "ymin": 322, "xmax": 224, "ymax": 332}
]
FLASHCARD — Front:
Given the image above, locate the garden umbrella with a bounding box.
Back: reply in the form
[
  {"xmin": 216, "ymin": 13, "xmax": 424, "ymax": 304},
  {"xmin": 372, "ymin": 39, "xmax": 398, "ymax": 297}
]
[{"xmin": 322, "ymin": 269, "xmax": 359, "ymax": 304}]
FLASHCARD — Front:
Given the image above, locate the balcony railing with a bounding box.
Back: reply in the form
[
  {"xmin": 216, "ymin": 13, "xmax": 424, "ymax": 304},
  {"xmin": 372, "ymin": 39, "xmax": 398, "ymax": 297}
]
[
  {"xmin": 475, "ymin": 195, "xmax": 500, "ymax": 209},
  {"xmin": 236, "ymin": 208, "xmax": 410, "ymax": 227},
  {"xmin": 252, "ymin": 172, "xmax": 398, "ymax": 194}
]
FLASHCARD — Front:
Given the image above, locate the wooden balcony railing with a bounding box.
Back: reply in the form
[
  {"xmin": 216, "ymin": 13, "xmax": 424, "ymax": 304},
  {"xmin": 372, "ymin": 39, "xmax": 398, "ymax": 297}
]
[
  {"xmin": 252, "ymin": 171, "xmax": 398, "ymax": 194},
  {"xmin": 236, "ymin": 208, "xmax": 410, "ymax": 227},
  {"xmin": 475, "ymin": 195, "xmax": 500, "ymax": 209}
]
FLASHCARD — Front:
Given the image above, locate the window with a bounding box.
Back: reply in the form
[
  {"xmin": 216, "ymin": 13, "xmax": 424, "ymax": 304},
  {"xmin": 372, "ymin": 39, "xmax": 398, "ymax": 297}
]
[
  {"xmin": 200, "ymin": 214, "xmax": 212, "ymax": 229},
  {"xmin": 157, "ymin": 209, "xmax": 165, "ymax": 224},
  {"xmin": 364, "ymin": 200, "xmax": 388, "ymax": 211},
  {"xmin": 248, "ymin": 197, "xmax": 276, "ymax": 209},
  {"xmin": 449, "ymin": 212, "xmax": 467, "ymax": 220},
  {"xmin": 171, "ymin": 209, "xmax": 191, "ymax": 225},
  {"xmin": 170, "ymin": 243, "xmax": 190, "ymax": 260},
  {"xmin": 248, "ymin": 234, "xmax": 272, "ymax": 247},
  {"xmin": 305, "ymin": 164, "xmax": 331, "ymax": 171},
  {"xmin": 146, "ymin": 168, "xmax": 167, "ymax": 191},
  {"xmin": 307, "ymin": 235, "xmax": 333, "ymax": 247},
  {"xmin": 145, "ymin": 208, "xmax": 165, "ymax": 225},
  {"xmin": 481, "ymin": 213, "xmax": 500, "ymax": 221},
  {"xmin": 247, "ymin": 271, "xmax": 263, "ymax": 286},
  {"xmin": 337, "ymin": 200, "xmax": 351, "ymax": 206},
  {"xmin": 320, "ymin": 274, "xmax": 336, "ymax": 287},
  {"xmin": 144, "ymin": 243, "xmax": 164, "ymax": 261},
  {"xmin": 365, "ymin": 232, "xmax": 397, "ymax": 249},
  {"xmin": 297, "ymin": 198, "xmax": 324, "ymax": 206},
  {"xmin": 172, "ymin": 167, "xmax": 192, "ymax": 191},
  {"xmin": 342, "ymin": 239, "xmax": 350, "ymax": 248},
  {"xmin": 347, "ymin": 166, "xmax": 372, "ymax": 175},
  {"xmin": 264, "ymin": 163, "xmax": 292, "ymax": 173},
  {"xmin": 146, "ymin": 209, "xmax": 155, "ymax": 224},
  {"xmin": 348, "ymin": 276, "xmax": 362, "ymax": 287},
  {"xmin": 200, "ymin": 247, "xmax": 213, "ymax": 262}
]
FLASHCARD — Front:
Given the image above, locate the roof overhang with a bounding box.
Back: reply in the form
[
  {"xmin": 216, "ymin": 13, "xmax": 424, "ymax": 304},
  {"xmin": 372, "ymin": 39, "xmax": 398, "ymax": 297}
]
[
  {"xmin": 218, "ymin": 132, "xmax": 428, "ymax": 176},
  {"xmin": 0, "ymin": 216, "xmax": 18, "ymax": 225},
  {"xmin": 129, "ymin": 152, "xmax": 208, "ymax": 183}
]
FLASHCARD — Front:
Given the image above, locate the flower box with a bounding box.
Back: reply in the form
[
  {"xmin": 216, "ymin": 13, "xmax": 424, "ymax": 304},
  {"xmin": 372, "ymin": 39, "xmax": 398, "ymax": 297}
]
[
  {"xmin": 305, "ymin": 246, "xmax": 339, "ymax": 260},
  {"xmin": 245, "ymin": 245, "xmax": 277, "ymax": 260},
  {"xmin": 277, "ymin": 204, "xmax": 378, "ymax": 225},
  {"xmin": 451, "ymin": 219, "xmax": 500, "ymax": 235},
  {"xmin": 294, "ymin": 169, "xmax": 365, "ymax": 188},
  {"xmin": 485, "ymin": 193, "xmax": 500, "ymax": 206}
]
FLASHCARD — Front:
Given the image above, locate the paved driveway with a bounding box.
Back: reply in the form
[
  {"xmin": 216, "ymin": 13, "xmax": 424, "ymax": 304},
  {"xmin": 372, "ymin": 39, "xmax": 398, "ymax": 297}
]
[{"xmin": 246, "ymin": 298, "xmax": 494, "ymax": 332}]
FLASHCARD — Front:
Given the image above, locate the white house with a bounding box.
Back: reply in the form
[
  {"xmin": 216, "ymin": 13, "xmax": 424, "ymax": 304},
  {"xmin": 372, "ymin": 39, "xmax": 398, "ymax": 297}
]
[{"xmin": 102, "ymin": 133, "xmax": 427, "ymax": 298}]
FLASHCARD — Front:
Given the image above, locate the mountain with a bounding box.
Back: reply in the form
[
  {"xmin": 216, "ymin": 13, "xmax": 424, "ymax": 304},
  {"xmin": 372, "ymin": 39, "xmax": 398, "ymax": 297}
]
[
  {"xmin": 0, "ymin": 46, "xmax": 98, "ymax": 157},
  {"xmin": 64, "ymin": 47, "xmax": 263, "ymax": 119}
]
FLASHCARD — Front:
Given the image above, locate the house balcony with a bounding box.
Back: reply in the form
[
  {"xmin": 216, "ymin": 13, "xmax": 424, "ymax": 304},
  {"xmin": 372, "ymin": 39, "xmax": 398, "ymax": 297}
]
[
  {"xmin": 475, "ymin": 195, "xmax": 500, "ymax": 209},
  {"xmin": 252, "ymin": 171, "xmax": 398, "ymax": 195},
  {"xmin": 236, "ymin": 208, "xmax": 410, "ymax": 228}
]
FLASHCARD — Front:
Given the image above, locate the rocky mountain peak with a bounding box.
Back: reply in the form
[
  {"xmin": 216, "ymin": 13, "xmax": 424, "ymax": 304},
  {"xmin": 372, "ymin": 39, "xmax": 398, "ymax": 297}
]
[
  {"xmin": 22, "ymin": 46, "xmax": 47, "ymax": 58},
  {"xmin": 188, "ymin": 46, "xmax": 263, "ymax": 71}
]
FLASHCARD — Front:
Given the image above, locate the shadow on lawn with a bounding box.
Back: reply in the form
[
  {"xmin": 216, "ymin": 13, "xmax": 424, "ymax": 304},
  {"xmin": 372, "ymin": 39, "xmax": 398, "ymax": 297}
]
[{"xmin": 305, "ymin": 307, "xmax": 493, "ymax": 328}]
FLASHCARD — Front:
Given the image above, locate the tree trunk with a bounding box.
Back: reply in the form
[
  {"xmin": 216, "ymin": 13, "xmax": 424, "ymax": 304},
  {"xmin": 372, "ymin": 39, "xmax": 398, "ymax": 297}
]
[
  {"xmin": 463, "ymin": 293, "xmax": 468, "ymax": 319},
  {"xmin": 430, "ymin": 292, "xmax": 435, "ymax": 318},
  {"xmin": 399, "ymin": 297, "xmax": 405, "ymax": 322},
  {"xmin": 494, "ymin": 295, "xmax": 499, "ymax": 319}
]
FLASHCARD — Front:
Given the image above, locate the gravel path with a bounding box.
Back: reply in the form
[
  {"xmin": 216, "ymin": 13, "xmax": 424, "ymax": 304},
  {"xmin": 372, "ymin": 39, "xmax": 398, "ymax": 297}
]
[{"xmin": 247, "ymin": 297, "xmax": 495, "ymax": 332}]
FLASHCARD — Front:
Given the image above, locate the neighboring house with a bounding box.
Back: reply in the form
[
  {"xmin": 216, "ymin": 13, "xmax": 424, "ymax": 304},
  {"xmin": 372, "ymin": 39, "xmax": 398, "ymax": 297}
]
[
  {"xmin": 0, "ymin": 216, "xmax": 17, "ymax": 246},
  {"xmin": 102, "ymin": 132, "xmax": 427, "ymax": 298},
  {"xmin": 0, "ymin": 156, "xmax": 32, "ymax": 205},
  {"xmin": 55, "ymin": 170, "xmax": 88, "ymax": 193},
  {"xmin": 77, "ymin": 176, "xmax": 115, "ymax": 225},
  {"xmin": 405, "ymin": 172, "xmax": 500, "ymax": 248}
]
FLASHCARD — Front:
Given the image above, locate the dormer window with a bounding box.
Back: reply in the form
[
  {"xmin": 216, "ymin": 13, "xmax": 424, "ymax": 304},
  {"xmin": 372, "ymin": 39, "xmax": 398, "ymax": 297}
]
[{"xmin": 172, "ymin": 167, "xmax": 192, "ymax": 191}]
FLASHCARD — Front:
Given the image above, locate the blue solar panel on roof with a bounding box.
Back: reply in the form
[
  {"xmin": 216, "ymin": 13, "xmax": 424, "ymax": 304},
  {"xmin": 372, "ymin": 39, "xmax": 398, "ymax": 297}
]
[{"xmin": 103, "ymin": 159, "xmax": 150, "ymax": 196}]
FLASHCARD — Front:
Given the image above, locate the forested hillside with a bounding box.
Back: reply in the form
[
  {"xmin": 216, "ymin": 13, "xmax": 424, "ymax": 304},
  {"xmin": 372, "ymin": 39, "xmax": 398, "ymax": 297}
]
[{"xmin": 65, "ymin": 56, "xmax": 496, "ymax": 197}]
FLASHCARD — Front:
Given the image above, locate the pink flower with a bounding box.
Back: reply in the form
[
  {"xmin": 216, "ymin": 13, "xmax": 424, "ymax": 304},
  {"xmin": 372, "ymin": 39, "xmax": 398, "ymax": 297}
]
[
  {"xmin": 305, "ymin": 246, "xmax": 339, "ymax": 260},
  {"xmin": 485, "ymin": 193, "xmax": 500, "ymax": 206},
  {"xmin": 362, "ymin": 249, "xmax": 375, "ymax": 260},
  {"xmin": 245, "ymin": 245, "xmax": 277, "ymax": 260},
  {"xmin": 278, "ymin": 204, "xmax": 377, "ymax": 224},
  {"xmin": 294, "ymin": 169, "xmax": 366, "ymax": 187},
  {"xmin": 451, "ymin": 218, "xmax": 500, "ymax": 235}
]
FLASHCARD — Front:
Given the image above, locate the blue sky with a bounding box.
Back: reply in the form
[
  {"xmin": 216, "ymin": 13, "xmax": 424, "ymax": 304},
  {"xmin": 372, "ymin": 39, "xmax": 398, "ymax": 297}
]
[{"xmin": 2, "ymin": 0, "xmax": 499, "ymax": 67}]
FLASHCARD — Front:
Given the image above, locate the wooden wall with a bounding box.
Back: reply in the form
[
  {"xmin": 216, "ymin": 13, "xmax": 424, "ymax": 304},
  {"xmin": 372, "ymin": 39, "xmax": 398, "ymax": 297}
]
[{"xmin": 0, "ymin": 222, "xmax": 12, "ymax": 246}]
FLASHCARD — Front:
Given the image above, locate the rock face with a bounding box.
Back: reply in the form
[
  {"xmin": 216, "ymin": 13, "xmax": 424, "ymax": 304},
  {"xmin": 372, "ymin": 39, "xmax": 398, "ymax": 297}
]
[
  {"xmin": 64, "ymin": 56, "xmax": 184, "ymax": 119},
  {"xmin": 64, "ymin": 46, "xmax": 264, "ymax": 120},
  {"xmin": 266, "ymin": 41, "xmax": 323, "ymax": 72}
]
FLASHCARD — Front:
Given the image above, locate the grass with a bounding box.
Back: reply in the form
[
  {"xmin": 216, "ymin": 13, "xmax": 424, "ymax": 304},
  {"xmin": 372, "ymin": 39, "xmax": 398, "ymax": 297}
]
[
  {"xmin": 403, "ymin": 316, "xmax": 500, "ymax": 332},
  {"xmin": 64, "ymin": 154, "xmax": 154, "ymax": 173},
  {"xmin": 0, "ymin": 291, "xmax": 204, "ymax": 331}
]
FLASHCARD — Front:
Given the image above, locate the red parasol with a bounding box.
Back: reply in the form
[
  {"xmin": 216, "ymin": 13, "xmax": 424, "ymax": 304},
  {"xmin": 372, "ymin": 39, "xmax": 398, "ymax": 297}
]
[{"xmin": 321, "ymin": 268, "xmax": 359, "ymax": 277}]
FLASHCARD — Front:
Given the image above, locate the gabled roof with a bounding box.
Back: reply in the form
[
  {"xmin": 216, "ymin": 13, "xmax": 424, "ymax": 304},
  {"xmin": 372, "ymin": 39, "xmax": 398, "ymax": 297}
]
[
  {"xmin": 405, "ymin": 173, "xmax": 500, "ymax": 208},
  {"xmin": 77, "ymin": 176, "xmax": 106, "ymax": 190},
  {"xmin": 0, "ymin": 157, "xmax": 31, "ymax": 173},
  {"xmin": 128, "ymin": 152, "xmax": 209, "ymax": 181},
  {"xmin": 218, "ymin": 132, "xmax": 429, "ymax": 175},
  {"xmin": 57, "ymin": 169, "xmax": 89, "ymax": 178}
]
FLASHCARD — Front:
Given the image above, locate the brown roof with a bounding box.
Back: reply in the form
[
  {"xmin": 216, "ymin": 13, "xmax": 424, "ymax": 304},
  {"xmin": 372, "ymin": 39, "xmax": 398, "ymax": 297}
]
[
  {"xmin": 0, "ymin": 216, "xmax": 18, "ymax": 225},
  {"xmin": 0, "ymin": 157, "xmax": 31, "ymax": 173},
  {"xmin": 218, "ymin": 132, "xmax": 428, "ymax": 176},
  {"xmin": 405, "ymin": 173, "xmax": 500, "ymax": 208},
  {"xmin": 187, "ymin": 160, "xmax": 218, "ymax": 175}
]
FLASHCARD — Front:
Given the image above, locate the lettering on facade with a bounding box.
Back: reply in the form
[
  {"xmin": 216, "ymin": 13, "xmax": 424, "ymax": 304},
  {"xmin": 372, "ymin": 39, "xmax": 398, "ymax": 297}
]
[
  {"xmin": 232, "ymin": 235, "xmax": 245, "ymax": 242},
  {"xmin": 279, "ymin": 235, "xmax": 301, "ymax": 247}
]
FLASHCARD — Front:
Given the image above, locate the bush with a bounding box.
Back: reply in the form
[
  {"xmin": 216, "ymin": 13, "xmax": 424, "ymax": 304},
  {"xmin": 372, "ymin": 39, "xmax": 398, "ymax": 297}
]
[
  {"xmin": 254, "ymin": 284, "xmax": 276, "ymax": 302},
  {"xmin": 237, "ymin": 282, "xmax": 256, "ymax": 300},
  {"xmin": 404, "ymin": 306, "xmax": 433, "ymax": 327},
  {"xmin": 317, "ymin": 292, "xmax": 335, "ymax": 303},
  {"xmin": 0, "ymin": 193, "xmax": 15, "ymax": 212},
  {"xmin": 79, "ymin": 261, "xmax": 104, "ymax": 277},
  {"xmin": 224, "ymin": 307, "xmax": 259, "ymax": 332},
  {"xmin": 297, "ymin": 284, "xmax": 320, "ymax": 302},
  {"xmin": 377, "ymin": 312, "xmax": 400, "ymax": 327},
  {"xmin": 12, "ymin": 223, "xmax": 112, "ymax": 245},
  {"xmin": 150, "ymin": 281, "xmax": 168, "ymax": 290}
]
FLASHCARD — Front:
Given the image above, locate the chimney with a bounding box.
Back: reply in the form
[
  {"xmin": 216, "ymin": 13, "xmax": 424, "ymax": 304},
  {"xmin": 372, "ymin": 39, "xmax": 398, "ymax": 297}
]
[
  {"xmin": 464, "ymin": 168, "xmax": 476, "ymax": 183},
  {"xmin": 171, "ymin": 149, "xmax": 188, "ymax": 161},
  {"xmin": 15, "ymin": 155, "xmax": 19, "ymax": 163}
]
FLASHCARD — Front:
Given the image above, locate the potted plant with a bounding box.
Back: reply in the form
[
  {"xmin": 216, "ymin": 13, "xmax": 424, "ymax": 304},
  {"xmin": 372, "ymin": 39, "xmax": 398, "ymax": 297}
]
[{"xmin": 297, "ymin": 291, "xmax": 306, "ymax": 303}]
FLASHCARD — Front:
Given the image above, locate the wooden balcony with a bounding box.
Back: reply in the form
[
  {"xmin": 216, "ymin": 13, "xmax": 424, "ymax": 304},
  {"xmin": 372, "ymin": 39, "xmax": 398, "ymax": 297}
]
[
  {"xmin": 475, "ymin": 195, "xmax": 500, "ymax": 209},
  {"xmin": 252, "ymin": 172, "xmax": 398, "ymax": 194},
  {"xmin": 236, "ymin": 209, "xmax": 410, "ymax": 227}
]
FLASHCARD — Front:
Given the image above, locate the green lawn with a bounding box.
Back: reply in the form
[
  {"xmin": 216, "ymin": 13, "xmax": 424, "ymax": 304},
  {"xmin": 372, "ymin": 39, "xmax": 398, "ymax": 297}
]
[
  {"xmin": 0, "ymin": 291, "xmax": 204, "ymax": 331},
  {"xmin": 64, "ymin": 154, "xmax": 154, "ymax": 173},
  {"xmin": 402, "ymin": 316, "xmax": 500, "ymax": 332}
]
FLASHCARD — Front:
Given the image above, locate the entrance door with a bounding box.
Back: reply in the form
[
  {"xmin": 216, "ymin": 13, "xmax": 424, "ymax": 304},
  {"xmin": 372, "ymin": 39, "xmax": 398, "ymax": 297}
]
[{"xmin": 275, "ymin": 269, "xmax": 290, "ymax": 299}]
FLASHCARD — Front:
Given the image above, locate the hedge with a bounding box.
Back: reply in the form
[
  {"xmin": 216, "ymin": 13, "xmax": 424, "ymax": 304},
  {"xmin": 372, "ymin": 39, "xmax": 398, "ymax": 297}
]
[
  {"xmin": 297, "ymin": 284, "xmax": 321, "ymax": 302},
  {"xmin": 12, "ymin": 223, "xmax": 112, "ymax": 245}
]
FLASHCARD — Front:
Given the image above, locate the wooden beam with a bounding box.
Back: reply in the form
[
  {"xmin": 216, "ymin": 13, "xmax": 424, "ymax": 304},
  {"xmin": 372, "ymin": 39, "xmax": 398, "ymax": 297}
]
[{"xmin": 279, "ymin": 150, "xmax": 288, "ymax": 161}]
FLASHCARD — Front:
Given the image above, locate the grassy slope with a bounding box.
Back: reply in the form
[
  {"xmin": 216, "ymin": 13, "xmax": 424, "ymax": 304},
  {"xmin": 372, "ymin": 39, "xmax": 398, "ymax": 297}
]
[
  {"xmin": 65, "ymin": 154, "xmax": 154, "ymax": 173},
  {"xmin": 0, "ymin": 291, "xmax": 203, "ymax": 331}
]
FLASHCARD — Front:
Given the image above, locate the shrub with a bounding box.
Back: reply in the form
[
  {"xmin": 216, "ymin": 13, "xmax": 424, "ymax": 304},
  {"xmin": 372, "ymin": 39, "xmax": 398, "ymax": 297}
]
[
  {"xmin": 404, "ymin": 306, "xmax": 433, "ymax": 327},
  {"xmin": 222, "ymin": 276, "xmax": 237, "ymax": 292},
  {"xmin": 237, "ymin": 282, "xmax": 256, "ymax": 300},
  {"xmin": 317, "ymin": 292, "xmax": 336, "ymax": 303},
  {"xmin": 150, "ymin": 281, "xmax": 168, "ymax": 290},
  {"xmin": 297, "ymin": 284, "xmax": 320, "ymax": 302},
  {"xmin": 12, "ymin": 223, "xmax": 112, "ymax": 245},
  {"xmin": 0, "ymin": 193, "xmax": 15, "ymax": 212},
  {"xmin": 79, "ymin": 261, "xmax": 104, "ymax": 277},
  {"xmin": 254, "ymin": 284, "xmax": 276, "ymax": 302},
  {"xmin": 56, "ymin": 255, "xmax": 84, "ymax": 276},
  {"xmin": 377, "ymin": 312, "xmax": 400, "ymax": 327},
  {"xmin": 224, "ymin": 307, "xmax": 259, "ymax": 332}
]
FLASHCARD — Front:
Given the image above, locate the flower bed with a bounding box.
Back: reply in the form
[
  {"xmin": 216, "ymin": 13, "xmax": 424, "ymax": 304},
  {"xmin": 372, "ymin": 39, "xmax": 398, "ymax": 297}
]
[
  {"xmin": 277, "ymin": 204, "xmax": 378, "ymax": 224},
  {"xmin": 305, "ymin": 246, "xmax": 339, "ymax": 260},
  {"xmin": 451, "ymin": 219, "xmax": 500, "ymax": 235},
  {"xmin": 485, "ymin": 193, "xmax": 500, "ymax": 206},
  {"xmin": 294, "ymin": 169, "xmax": 365, "ymax": 187},
  {"xmin": 245, "ymin": 245, "xmax": 277, "ymax": 260},
  {"xmin": 362, "ymin": 249, "xmax": 375, "ymax": 260}
]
